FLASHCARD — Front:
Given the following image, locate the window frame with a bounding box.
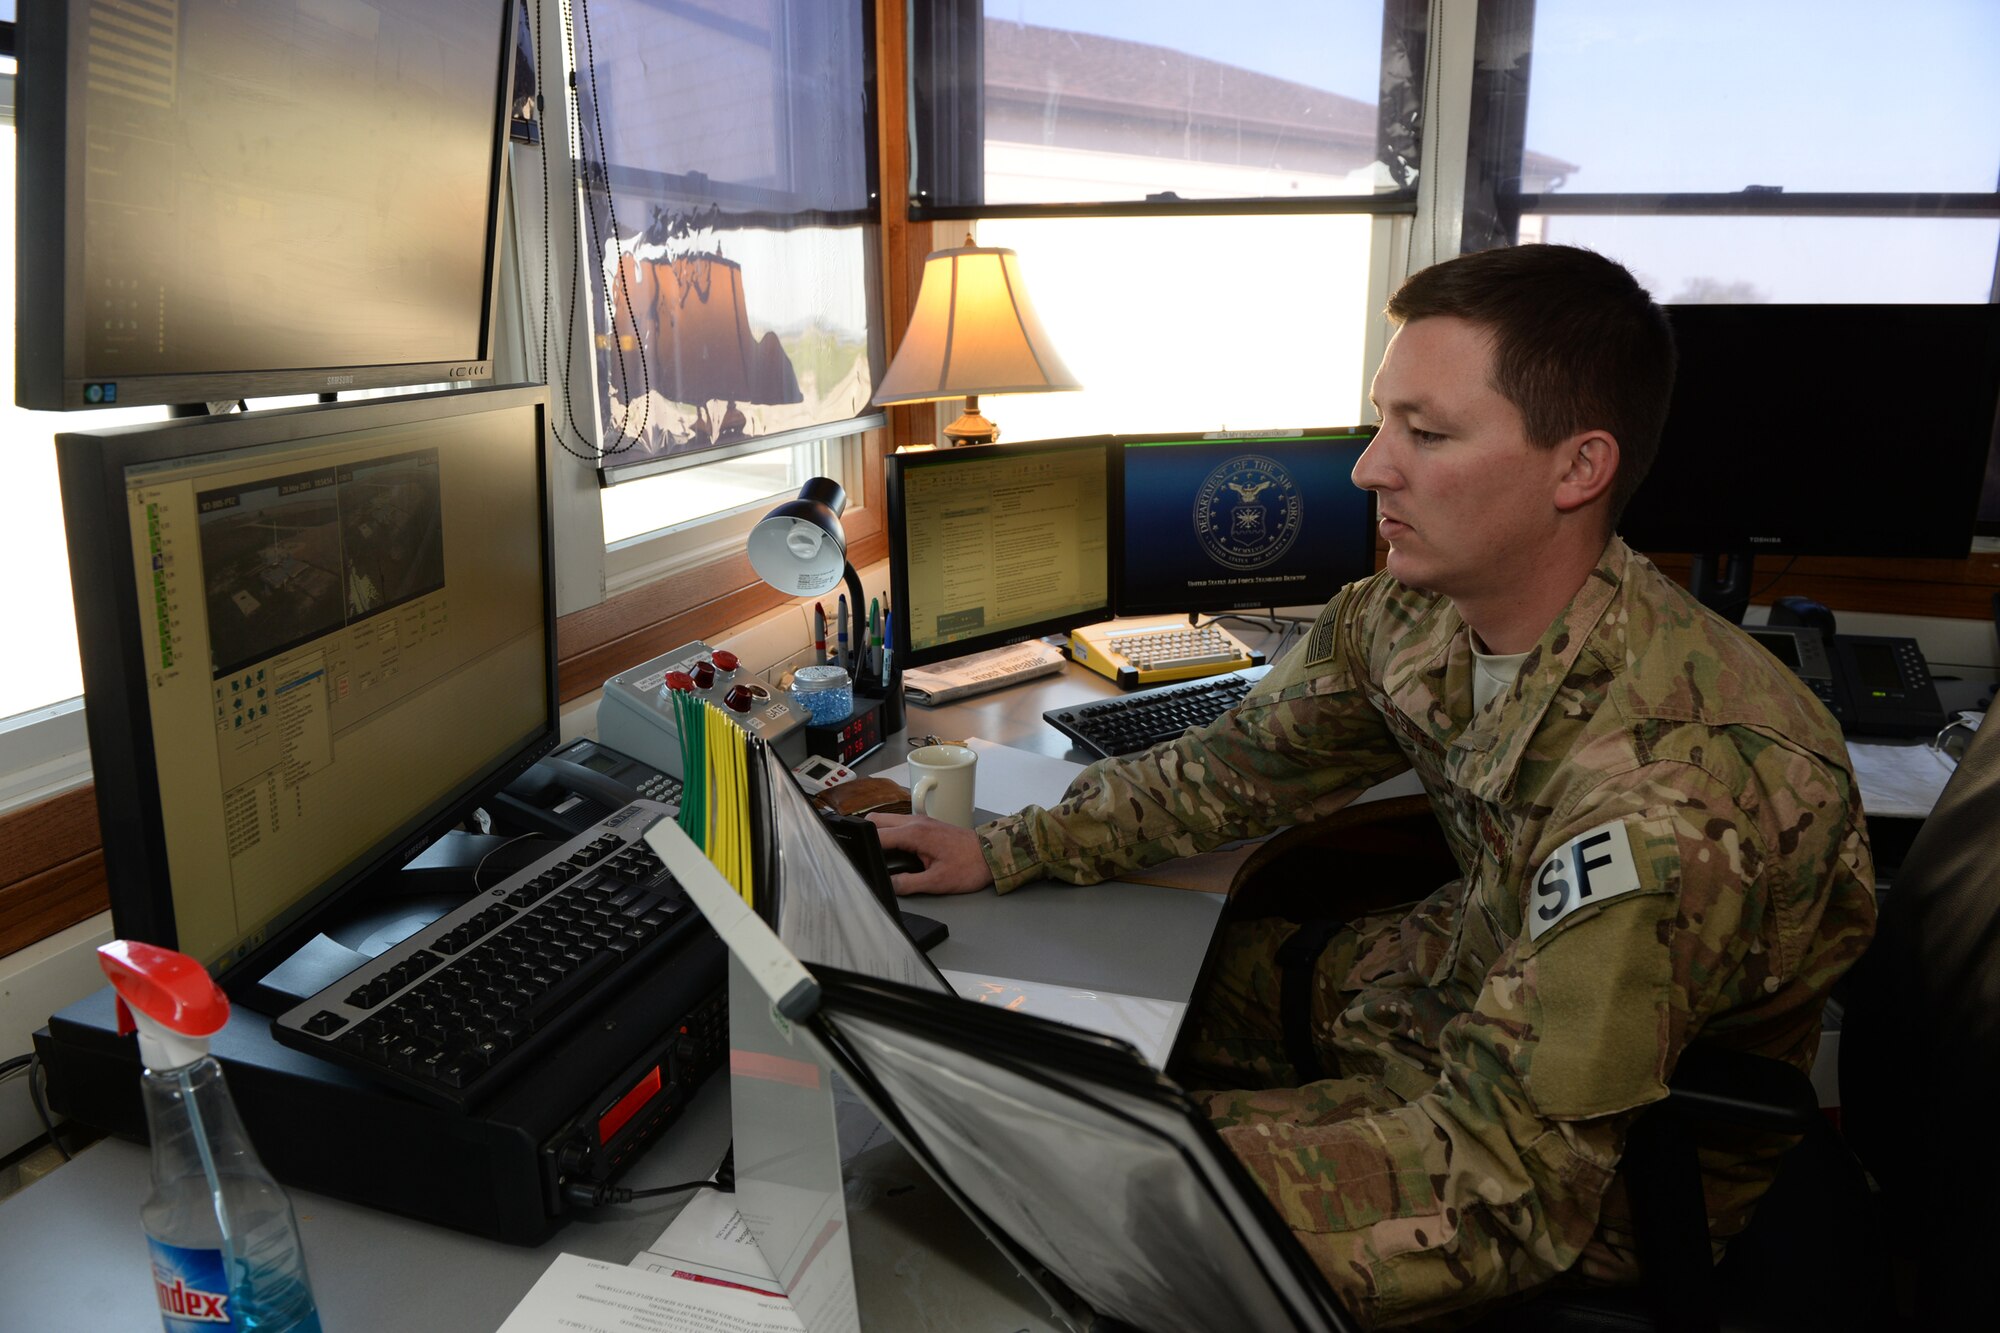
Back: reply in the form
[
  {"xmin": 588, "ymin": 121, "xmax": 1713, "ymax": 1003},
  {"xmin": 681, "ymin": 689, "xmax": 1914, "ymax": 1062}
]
[{"xmin": 906, "ymin": 0, "xmax": 1431, "ymax": 224}]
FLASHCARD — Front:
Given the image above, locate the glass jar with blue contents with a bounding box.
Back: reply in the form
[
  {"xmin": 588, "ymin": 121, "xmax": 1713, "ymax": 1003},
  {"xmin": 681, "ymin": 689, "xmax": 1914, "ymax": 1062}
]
[{"xmin": 788, "ymin": 665, "xmax": 853, "ymax": 725}]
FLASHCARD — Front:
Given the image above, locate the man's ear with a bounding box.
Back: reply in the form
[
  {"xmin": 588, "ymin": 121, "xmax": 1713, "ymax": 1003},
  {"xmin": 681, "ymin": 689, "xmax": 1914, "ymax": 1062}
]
[{"xmin": 1553, "ymin": 431, "xmax": 1619, "ymax": 514}]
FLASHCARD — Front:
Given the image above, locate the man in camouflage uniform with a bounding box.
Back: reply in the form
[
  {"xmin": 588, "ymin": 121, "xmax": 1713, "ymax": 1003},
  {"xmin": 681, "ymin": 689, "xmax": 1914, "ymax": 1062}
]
[{"xmin": 874, "ymin": 244, "xmax": 1875, "ymax": 1327}]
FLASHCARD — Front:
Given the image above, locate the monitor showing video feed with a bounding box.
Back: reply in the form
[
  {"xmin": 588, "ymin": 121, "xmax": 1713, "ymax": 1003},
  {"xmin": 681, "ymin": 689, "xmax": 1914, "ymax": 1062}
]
[{"xmin": 57, "ymin": 386, "xmax": 556, "ymax": 996}]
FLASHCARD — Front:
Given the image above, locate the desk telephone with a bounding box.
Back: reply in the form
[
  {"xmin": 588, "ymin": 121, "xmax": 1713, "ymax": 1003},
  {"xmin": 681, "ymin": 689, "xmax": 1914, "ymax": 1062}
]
[
  {"xmin": 1743, "ymin": 624, "xmax": 1946, "ymax": 739},
  {"xmin": 490, "ymin": 738, "xmax": 682, "ymax": 839}
]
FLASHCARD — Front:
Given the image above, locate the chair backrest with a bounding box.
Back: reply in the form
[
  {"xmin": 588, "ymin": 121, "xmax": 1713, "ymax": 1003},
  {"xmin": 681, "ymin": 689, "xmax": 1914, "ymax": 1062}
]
[{"xmin": 1838, "ymin": 713, "xmax": 2000, "ymax": 1320}]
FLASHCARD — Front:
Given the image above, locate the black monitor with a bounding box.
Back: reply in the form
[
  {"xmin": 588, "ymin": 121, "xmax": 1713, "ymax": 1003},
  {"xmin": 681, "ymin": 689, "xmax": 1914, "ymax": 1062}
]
[
  {"xmin": 885, "ymin": 438, "xmax": 1115, "ymax": 669},
  {"xmin": 1113, "ymin": 428, "xmax": 1379, "ymax": 617},
  {"xmin": 16, "ymin": 0, "xmax": 518, "ymax": 411},
  {"xmin": 1621, "ymin": 304, "xmax": 2000, "ymax": 566},
  {"xmin": 56, "ymin": 385, "xmax": 556, "ymax": 1005}
]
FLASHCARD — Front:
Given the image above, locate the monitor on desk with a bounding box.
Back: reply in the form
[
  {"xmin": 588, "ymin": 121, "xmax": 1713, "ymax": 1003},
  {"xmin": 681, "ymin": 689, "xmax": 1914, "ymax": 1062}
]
[
  {"xmin": 56, "ymin": 385, "xmax": 557, "ymax": 1005},
  {"xmin": 1620, "ymin": 304, "xmax": 2000, "ymax": 561},
  {"xmin": 1113, "ymin": 427, "xmax": 1380, "ymax": 617},
  {"xmin": 885, "ymin": 437, "xmax": 1115, "ymax": 669}
]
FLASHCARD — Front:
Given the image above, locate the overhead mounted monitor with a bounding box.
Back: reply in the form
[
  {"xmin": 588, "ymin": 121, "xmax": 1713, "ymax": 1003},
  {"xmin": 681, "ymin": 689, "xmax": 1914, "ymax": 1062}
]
[{"xmin": 16, "ymin": 0, "xmax": 519, "ymax": 410}]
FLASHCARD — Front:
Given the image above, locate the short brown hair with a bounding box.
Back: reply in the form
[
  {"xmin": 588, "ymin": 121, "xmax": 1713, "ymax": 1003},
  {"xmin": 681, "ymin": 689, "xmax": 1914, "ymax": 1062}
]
[{"xmin": 1386, "ymin": 244, "xmax": 1676, "ymax": 522}]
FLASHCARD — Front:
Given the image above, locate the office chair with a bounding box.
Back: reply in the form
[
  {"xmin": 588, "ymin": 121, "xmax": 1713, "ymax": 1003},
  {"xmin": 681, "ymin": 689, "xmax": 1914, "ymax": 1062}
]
[
  {"xmin": 1836, "ymin": 707, "xmax": 2000, "ymax": 1326},
  {"xmin": 1223, "ymin": 790, "xmax": 1896, "ymax": 1333},
  {"xmin": 1219, "ymin": 792, "xmax": 1459, "ymax": 927}
]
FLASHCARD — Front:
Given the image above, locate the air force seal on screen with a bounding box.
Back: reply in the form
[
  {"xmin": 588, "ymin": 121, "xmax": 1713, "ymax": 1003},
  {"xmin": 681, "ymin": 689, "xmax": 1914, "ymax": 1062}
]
[
  {"xmin": 1193, "ymin": 454, "xmax": 1303, "ymax": 570},
  {"xmin": 1528, "ymin": 820, "xmax": 1645, "ymax": 942}
]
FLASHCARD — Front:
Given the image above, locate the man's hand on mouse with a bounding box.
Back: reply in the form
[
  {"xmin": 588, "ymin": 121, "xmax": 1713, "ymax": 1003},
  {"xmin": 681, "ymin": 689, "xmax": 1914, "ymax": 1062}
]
[{"xmin": 868, "ymin": 812, "xmax": 995, "ymax": 896}]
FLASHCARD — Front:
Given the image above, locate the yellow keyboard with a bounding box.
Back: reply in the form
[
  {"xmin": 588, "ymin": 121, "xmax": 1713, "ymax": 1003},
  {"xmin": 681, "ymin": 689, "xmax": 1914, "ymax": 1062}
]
[{"xmin": 1068, "ymin": 616, "xmax": 1263, "ymax": 689}]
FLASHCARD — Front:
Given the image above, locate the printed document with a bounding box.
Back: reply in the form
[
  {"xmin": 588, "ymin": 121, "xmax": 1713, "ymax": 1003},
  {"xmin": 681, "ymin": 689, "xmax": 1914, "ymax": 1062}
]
[{"xmin": 497, "ymin": 1252, "xmax": 803, "ymax": 1333}]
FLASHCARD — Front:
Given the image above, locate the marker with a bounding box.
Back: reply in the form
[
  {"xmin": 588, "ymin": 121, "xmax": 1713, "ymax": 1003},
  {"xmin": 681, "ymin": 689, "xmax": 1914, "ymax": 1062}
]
[
  {"xmin": 836, "ymin": 593, "xmax": 850, "ymax": 673},
  {"xmin": 868, "ymin": 597, "xmax": 881, "ymax": 678},
  {"xmin": 880, "ymin": 610, "xmax": 894, "ymax": 682},
  {"xmin": 813, "ymin": 602, "xmax": 827, "ymax": 665}
]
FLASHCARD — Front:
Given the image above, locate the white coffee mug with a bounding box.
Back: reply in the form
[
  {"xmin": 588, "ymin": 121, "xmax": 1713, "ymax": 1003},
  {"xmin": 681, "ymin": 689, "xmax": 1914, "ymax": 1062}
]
[{"xmin": 908, "ymin": 743, "xmax": 978, "ymax": 828}]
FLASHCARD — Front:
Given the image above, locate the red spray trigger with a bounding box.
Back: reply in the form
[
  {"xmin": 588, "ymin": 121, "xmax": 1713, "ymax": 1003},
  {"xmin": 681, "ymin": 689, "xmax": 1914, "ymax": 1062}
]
[{"xmin": 99, "ymin": 940, "xmax": 230, "ymax": 1041}]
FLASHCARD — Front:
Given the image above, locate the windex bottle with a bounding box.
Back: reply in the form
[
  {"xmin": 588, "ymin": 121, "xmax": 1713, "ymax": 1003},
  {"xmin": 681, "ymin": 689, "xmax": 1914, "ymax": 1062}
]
[{"xmin": 99, "ymin": 940, "xmax": 323, "ymax": 1332}]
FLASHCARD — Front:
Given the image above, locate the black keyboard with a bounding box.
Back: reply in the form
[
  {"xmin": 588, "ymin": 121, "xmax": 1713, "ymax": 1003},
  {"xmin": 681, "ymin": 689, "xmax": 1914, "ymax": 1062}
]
[
  {"xmin": 272, "ymin": 800, "xmax": 707, "ymax": 1110},
  {"xmin": 1043, "ymin": 666, "xmax": 1272, "ymax": 759}
]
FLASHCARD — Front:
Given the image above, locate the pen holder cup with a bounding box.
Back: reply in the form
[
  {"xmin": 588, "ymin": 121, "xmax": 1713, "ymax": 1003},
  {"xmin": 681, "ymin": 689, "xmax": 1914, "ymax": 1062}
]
[{"xmin": 857, "ymin": 667, "xmax": 905, "ymax": 739}]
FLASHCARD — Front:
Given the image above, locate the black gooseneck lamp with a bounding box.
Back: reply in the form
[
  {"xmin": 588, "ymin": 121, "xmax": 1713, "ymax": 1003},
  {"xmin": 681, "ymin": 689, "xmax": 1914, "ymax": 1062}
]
[{"xmin": 745, "ymin": 477, "xmax": 864, "ymax": 676}]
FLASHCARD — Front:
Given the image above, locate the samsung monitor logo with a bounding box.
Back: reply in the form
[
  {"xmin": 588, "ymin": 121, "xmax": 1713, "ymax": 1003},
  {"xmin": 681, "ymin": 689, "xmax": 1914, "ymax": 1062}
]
[{"xmin": 324, "ymin": 374, "xmax": 356, "ymax": 386}]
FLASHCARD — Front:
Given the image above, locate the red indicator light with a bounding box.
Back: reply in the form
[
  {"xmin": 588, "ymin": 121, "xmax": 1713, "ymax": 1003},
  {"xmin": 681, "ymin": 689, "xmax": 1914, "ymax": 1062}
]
[{"xmin": 598, "ymin": 1065, "xmax": 664, "ymax": 1144}]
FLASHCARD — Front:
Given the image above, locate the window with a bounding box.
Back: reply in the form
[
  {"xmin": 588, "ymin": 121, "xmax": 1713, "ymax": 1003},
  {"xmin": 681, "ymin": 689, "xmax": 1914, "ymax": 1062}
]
[
  {"xmin": 1463, "ymin": 0, "xmax": 2000, "ymax": 535},
  {"xmin": 972, "ymin": 214, "xmax": 1381, "ymax": 440},
  {"xmin": 537, "ymin": 0, "xmax": 882, "ymax": 534},
  {"xmin": 906, "ymin": 2, "xmax": 1429, "ymax": 439},
  {"xmin": 599, "ymin": 430, "xmax": 861, "ymax": 597},
  {"xmin": 913, "ymin": 1, "xmax": 1426, "ymax": 215},
  {"xmin": 0, "ymin": 64, "xmax": 172, "ymax": 729},
  {"xmin": 1467, "ymin": 0, "xmax": 2000, "ymax": 302}
]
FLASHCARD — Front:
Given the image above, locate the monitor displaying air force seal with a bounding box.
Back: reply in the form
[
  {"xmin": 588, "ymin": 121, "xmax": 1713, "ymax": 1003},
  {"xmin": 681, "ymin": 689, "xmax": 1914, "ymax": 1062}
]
[{"xmin": 1114, "ymin": 428, "xmax": 1378, "ymax": 616}]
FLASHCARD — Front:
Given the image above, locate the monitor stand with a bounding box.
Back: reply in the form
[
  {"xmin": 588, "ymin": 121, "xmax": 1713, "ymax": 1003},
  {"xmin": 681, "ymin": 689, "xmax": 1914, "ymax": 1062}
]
[
  {"xmin": 1688, "ymin": 551, "xmax": 1756, "ymax": 625},
  {"xmin": 240, "ymin": 828, "xmax": 547, "ymax": 1016}
]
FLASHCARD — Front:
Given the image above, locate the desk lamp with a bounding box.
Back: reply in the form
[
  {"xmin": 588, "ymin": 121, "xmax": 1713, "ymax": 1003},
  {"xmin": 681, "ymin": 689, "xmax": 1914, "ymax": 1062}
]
[
  {"xmin": 747, "ymin": 477, "xmax": 864, "ymax": 674},
  {"xmin": 870, "ymin": 238, "xmax": 1080, "ymax": 445}
]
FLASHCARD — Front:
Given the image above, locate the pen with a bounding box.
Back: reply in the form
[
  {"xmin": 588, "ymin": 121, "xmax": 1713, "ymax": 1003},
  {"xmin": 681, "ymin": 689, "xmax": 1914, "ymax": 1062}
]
[
  {"xmin": 836, "ymin": 593, "xmax": 849, "ymax": 673},
  {"xmin": 813, "ymin": 602, "xmax": 827, "ymax": 666},
  {"xmin": 881, "ymin": 610, "xmax": 894, "ymax": 681},
  {"xmin": 857, "ymin": 602, "xmax": 867, "ymax": 678},
  {"xmin": 868, "ymin": 597, "xmax": 881, "ymax": 679}
]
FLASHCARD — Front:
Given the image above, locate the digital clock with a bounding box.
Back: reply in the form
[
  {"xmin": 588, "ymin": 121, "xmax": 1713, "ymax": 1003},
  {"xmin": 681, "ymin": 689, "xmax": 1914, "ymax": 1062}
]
[{"xmin": 805, "ymin": 693, "xmax": 884, "ymax": 766}]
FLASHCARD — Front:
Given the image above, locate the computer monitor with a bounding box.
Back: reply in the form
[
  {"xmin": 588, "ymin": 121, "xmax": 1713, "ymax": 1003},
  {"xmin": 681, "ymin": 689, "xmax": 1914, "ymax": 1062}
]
[
  {"xmin": 1113, "ymin": 428, "xmax": 1380, "ymax": 617},
  {"xmin": 16, "ymin": 0, "xmax": 518, "ymax": 411},
  {"xmin": 56, "ymin": 385, "xmax": 556, "ymax": 1004},
  {"xmin": 1620, "ymin": 304, "xmax": 2000, "ymax": 561},
  {"xmin": 885, "ymin": 438, "xmax": 1115, "ymax": 669}
]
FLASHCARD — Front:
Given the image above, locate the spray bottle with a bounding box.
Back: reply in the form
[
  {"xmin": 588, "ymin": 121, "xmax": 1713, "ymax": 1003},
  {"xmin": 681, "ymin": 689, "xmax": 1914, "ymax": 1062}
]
[{"xmin": 100, "ymin": 940, "xmax": 323, "ymax": 1333}]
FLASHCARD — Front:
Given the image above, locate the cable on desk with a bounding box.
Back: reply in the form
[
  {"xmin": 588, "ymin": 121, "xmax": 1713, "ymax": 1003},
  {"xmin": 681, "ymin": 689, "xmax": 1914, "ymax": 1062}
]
[
  {"xmin": 562, "ymin": 1177, "xmax": 723, "ymax": 1208},
  {"xmin": 3, "ymin": 1054, "xmax": 74, "ymax": 1162},
  {"xmin": 562, "ymin": 1142, "xmax": 734, "ymax": 1209},
  {"xmin": 1195, "ymin": 611, "xmax": 1312, "ymax": 663},
  {"xmin": 472, "ymin": 831, "xmax": 556, "ymax": 890},
  {"xmin": 1746, "ymin": 555, "xmax": 1801, "ymax": 604}
]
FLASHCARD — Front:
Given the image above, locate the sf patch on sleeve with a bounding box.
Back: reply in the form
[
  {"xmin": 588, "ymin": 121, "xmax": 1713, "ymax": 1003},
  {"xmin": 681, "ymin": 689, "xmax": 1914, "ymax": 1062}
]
[
  {"xmin": 1520, "ymin": 815, "xmax": 1681, "ymax": 1119},
  {"xmin": 1528, "ymin": 820, "xmax": 1645, "ymax": 943}
]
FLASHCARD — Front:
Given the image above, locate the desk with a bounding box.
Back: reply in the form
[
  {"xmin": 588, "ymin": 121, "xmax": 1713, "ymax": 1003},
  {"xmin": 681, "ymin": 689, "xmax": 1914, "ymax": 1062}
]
[{"xmin": 0, "ymin": 659, "xmax": 1233, "ymax": 1331}]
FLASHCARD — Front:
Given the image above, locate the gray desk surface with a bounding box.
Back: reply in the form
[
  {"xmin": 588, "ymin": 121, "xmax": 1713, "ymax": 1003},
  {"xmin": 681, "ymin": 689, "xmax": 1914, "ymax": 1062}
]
[{"xmin": 0, "ymin": 654, "xmax": 1235, "ymax": 1332}]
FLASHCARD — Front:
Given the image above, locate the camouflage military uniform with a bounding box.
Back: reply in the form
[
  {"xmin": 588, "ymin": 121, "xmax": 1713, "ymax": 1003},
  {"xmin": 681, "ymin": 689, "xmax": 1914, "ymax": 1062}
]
[{"xmin": 978, "ymin": 538, "xmax": 1875, "ymax": 1328}]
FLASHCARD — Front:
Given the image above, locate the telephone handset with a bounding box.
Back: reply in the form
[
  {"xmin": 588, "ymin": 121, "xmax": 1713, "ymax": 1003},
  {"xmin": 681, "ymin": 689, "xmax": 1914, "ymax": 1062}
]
[
  {"xmin": 1743, "ymin": 625, "xmax": 1946, "ymax": 739},
  {"xmin": 487, "ymin": 738, "xmax": 682, "ymax": 839}
]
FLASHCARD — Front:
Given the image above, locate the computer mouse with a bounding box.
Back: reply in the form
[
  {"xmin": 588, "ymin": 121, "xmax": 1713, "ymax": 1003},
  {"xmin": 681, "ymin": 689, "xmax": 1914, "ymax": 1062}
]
[{"xmin": 881, "ymin": 847, "xmax": 926, "ymax": 878}]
